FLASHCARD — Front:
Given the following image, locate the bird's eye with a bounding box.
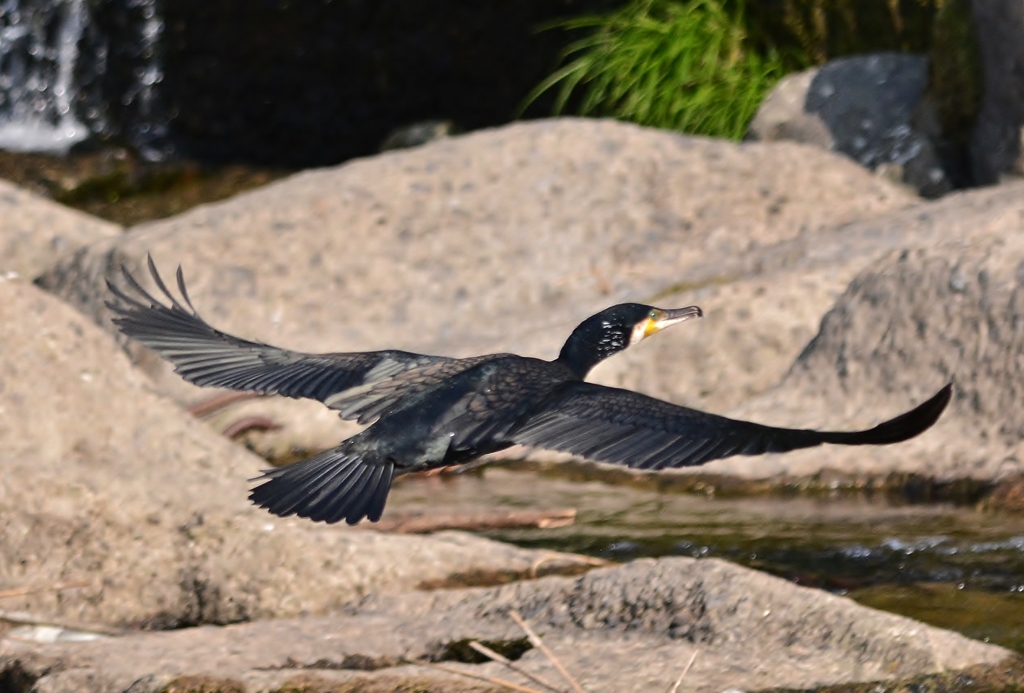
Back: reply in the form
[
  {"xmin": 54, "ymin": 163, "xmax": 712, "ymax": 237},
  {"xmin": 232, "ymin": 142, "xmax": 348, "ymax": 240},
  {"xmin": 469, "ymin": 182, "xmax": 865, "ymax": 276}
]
[{"xmin": 648, "ymin": 310, "xmax": 658, "ymax": 320}]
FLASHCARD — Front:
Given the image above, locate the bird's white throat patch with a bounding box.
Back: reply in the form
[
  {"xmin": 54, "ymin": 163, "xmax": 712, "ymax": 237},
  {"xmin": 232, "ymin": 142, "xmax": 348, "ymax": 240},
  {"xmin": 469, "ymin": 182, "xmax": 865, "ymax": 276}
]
[{"xmin": 628, "ymin": 318, "xmax": 651, "ymax": 346}]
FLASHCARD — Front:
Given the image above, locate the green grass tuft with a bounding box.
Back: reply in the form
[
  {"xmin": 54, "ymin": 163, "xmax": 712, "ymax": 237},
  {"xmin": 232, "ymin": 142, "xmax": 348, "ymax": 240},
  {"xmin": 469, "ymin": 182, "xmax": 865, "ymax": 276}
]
[{"xmin": 523, "ymin": 0, "xmax": 791, "ymax": 140}]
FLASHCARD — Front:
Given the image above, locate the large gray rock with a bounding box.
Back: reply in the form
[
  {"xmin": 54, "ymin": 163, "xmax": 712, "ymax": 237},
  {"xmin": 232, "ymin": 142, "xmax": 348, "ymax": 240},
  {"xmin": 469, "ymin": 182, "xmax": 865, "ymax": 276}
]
[
  {"xmin": 37, "ymin": 118, "xmax": 915, "ymax": 458},
  {"xmin": 969, "ymin": 0, "xmax": 1024, "ymax": 184},
  {"xmin": 0, "ymin": 276, "xmax": 584, "ymax": 628},
  {"xmin": 748, "ymin": 55, "xmax": 951, "ymax": 198},
  {"xmin": 0, "ymin": 558, "xmax": 1013, "ymax": 693},
  {"xmin": 0, "ymin": 178, "xmax": 119, "ymax": 281},
  {"xmin": 705, "ymin": 182, "xmax": 1024, "ymax": 483}
]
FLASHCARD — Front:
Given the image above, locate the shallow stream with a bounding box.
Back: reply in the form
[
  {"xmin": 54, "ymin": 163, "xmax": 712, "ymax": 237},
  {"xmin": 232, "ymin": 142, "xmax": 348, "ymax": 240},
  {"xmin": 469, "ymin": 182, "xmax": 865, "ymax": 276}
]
[{"xmin": 387, "ymin": 468, "xmax": 1024, "ymax": 653}]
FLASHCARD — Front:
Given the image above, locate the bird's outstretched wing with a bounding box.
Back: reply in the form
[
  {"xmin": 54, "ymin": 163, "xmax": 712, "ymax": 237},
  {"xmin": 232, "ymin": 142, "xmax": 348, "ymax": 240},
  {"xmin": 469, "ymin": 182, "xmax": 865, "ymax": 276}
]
[
  {"xmin": 511, "ymin": 382, "xmax": 952, "ymax": 470},
  {"xmin": 106, "ymin": 256, "xmax": 467, "ymax": 420}
]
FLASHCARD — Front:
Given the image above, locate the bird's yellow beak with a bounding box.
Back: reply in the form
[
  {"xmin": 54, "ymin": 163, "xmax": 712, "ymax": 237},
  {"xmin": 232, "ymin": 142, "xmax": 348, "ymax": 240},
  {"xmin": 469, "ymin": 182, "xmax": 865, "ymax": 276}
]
[
  {"xmin": 645, "ymin": 305, "xmax": 703, "ymax": 337},
  {"xmin": 632, "ymin": 305, "xmax": 702, "ymax": 345}
]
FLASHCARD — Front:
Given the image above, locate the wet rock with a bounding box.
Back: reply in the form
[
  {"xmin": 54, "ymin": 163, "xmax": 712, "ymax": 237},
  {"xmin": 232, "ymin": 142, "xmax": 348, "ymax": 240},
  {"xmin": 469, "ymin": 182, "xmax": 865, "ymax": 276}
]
[
  {"xmin": 0, "ymin": 558, "xmax": 1013, "ymax": 693},
  {"xmin": 969, "ymin": 0, "xmax": 1024, "ymax": 184},
  {"xmin": 987, "ymin": 474, "xmax": 1024, "ymax": 512},
  {"xmin": 0, "ymin": 178, "xmax": 119, "ymax": 281},
  {"xmin": 0, "ymin": 277, "xmax": 585, "ymax": 628},
  {"xmin": 37, "ymin": 118, "xmax": 915, "ymax": 458},
  {"xmin": 748, "ymin": 54, "xmax": 952, "ymax": 198}
]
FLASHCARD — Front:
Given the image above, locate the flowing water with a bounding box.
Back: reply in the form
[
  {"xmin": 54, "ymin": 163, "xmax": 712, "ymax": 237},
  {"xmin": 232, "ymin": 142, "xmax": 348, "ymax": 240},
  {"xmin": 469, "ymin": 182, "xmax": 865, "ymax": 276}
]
[
  {"xmin": 387, "ymin": 467, "xmax": 1024, "ymax": 653},
  {"xmin": 0, "ymin": 0, "xmax": 165, "ymax": 155},
  {"xmin": 0, "ymin": 0, "xmax": 88, "ymax": 151}
]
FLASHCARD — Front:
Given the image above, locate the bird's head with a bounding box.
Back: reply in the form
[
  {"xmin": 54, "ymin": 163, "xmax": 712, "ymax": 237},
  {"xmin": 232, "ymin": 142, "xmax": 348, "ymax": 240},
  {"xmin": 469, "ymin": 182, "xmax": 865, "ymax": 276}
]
[{"xmin": 556, "ymin": 303, "xmax": 702, "ymax": 378}]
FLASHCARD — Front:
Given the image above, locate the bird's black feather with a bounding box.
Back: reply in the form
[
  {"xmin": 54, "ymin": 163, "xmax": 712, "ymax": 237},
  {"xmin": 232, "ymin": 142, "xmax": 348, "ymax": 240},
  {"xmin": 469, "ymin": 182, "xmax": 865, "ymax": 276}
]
[
  {"xmin": 106, "ymin": 256, "xmax": 456, "ymax": 419},
  {"xmin": 512, "ymin": 382, "xmax": 952, "ymax": 470}
]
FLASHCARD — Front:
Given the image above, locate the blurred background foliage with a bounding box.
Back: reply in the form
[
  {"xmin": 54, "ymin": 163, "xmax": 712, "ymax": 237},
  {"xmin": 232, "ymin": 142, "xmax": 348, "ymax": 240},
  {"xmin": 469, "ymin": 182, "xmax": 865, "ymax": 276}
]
[
  {"xmin": 528, "ymin": 0, "xmax": 971, "ymax": 141},
  {"xmin": 748, "ymin": 0, "xmax": 940, "ymax": 65}
]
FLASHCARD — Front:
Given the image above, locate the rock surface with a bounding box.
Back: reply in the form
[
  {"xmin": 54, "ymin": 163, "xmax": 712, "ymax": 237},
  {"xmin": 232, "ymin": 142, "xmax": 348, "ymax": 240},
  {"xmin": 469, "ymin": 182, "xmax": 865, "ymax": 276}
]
[
  {"xmin": 706, "ymin": 182, "xmax": 1024, "ymax": 484},
  {"xmin": 0, "ymin": 276, "xmax": 585, "ymax": 628},
  {"xmin": 0, "ymin": 178, "xmax": 120, "ymax": 281},
  {"xmin": 746, "ymin": 68, "xmax": 833, "ymax": 148},
  {"xmin": 0, "ymin": 558, "xmax": 1014, "ymax": 693},
  {"xmin": 37, "ymin": 117, "xmax": 916, "ymax": 458}
]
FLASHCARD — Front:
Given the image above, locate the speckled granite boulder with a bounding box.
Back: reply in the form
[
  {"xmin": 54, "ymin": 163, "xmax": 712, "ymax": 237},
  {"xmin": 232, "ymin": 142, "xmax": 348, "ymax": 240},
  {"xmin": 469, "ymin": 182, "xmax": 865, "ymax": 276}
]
[{"xmin": 0, "ymin": 177, "xmax": 119, "ymax": 281}]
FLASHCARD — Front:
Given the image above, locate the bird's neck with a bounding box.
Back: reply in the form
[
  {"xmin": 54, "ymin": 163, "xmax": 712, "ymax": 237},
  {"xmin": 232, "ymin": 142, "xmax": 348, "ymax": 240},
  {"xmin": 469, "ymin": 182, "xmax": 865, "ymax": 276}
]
[{"xmin": 555, "ymin": 335, "xmax": 616, "ymax": 380}]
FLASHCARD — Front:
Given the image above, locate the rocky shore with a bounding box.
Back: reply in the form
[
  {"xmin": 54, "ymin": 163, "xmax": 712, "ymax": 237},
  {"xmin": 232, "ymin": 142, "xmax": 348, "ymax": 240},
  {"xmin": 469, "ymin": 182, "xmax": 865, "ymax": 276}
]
[
  {"xmin": 2, "ymin": 559, "xmax": 1017, "ymax": 693},
  {"xmin": 2, "ymin": 118, "xmax": 1022, "ymax": 691}
]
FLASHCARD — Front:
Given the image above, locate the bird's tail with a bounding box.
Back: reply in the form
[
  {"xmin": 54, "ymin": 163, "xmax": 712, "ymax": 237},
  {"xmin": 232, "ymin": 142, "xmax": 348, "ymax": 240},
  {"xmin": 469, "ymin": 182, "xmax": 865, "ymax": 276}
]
[{"xmin": 249, "ymin": 445, "xmax": 396, "ymax": 525}]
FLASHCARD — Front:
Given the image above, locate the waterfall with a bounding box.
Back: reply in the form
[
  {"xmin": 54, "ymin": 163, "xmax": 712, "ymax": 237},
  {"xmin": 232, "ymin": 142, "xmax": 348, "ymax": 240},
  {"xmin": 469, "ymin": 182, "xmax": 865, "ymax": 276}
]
[
  {"xmin": 97, "ymin": 0, "xmax": 167, "ymax": 159},
  {"xmin": 0, "ymin": 0, "xmax": 167, "ymax": 157},
  {"xmin": 0, "ymin": 0, "xmax": 88, "ymax": 153}
]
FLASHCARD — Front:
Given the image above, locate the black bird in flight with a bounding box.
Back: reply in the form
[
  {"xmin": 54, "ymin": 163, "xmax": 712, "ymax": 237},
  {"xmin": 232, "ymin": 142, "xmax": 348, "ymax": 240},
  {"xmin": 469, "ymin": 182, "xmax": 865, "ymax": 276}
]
[{"xmin": 108, "ymin": 258, "xmax": 951, "ymax": 526}]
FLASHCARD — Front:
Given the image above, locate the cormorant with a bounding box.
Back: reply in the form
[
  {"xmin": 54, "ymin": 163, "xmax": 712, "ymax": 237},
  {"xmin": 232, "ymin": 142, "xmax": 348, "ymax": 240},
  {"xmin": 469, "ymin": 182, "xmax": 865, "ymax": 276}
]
[{"xmin": 108, "ymin": 258, "xmax": 952, "ymax": 526}]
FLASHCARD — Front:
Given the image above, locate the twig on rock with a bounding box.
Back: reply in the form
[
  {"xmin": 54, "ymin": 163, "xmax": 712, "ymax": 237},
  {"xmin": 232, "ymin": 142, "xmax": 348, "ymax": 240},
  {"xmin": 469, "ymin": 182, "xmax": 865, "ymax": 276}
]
[
  {"xmin": 421, "ymin": 661, "xmax": 547, "ymax": 693},
  {"xmin": 222, "ymin": 415, "xmax": 281, "ymax": 438},
  {"xmin": 666, "ymin": 649, "xmax": 699, "ymax": 693},
  {"xmin": 509, "ymin": 610, "xmax": 586, "ymax": 693},
  {"xmin": 187, "ymin": 391, "xmax": 264, "ymax": 418},
  {"xmin": 0, "ymin": 608, "xmax": 126, "ymax": 636},
  {"xmin": 469, "ymin": 641, "xmax": 568, "ymax": 693},
  {"xmin": 0, "ymin": 580, "xmax": 90, "ymax": 599},
  {"xmin": 529, "ymin": 552, "xmax": 610, "ymax": 579},
  {"xmin": 369, "ymin": 509, "xmax": 577, "ymax": 534}
]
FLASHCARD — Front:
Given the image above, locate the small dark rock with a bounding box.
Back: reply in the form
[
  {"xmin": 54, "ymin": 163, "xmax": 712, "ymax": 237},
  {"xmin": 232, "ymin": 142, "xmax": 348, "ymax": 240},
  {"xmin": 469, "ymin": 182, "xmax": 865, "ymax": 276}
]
[
  {"xmin": 749, "ymin": 54, "xmax": 955, "ymax": 198},
  {"xmin": 380, "ymin": 121, "xmax": 456, "ymax": 152}
]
